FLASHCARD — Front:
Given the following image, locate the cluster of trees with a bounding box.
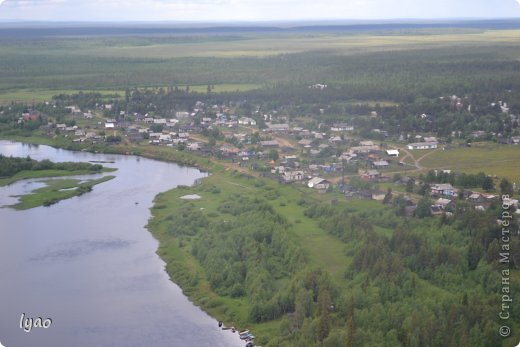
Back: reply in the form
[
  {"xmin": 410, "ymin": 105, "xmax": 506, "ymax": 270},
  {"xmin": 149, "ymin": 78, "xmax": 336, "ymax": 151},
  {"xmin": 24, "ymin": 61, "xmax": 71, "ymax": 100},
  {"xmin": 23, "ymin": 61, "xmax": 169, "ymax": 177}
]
[
  {"xmin": 168, "ymin": 194, "xmax": 305, "ymax": 322},
  {"xmin": 421, "ymin": 170, "xmax": 495, "ymax": 190},
  {"xmin": 156, "ymin": 174, "xmax": 519, "ymax": 346},
  {"xmin": 0, "ymin": 155, "xmax": 102, "ymax": 177},
  {"xmin": 293, "ymin": 198, "xmax": 519, "ymax": 346},
  {"xmin": 422, "ymin": 169, "xmax": 517, "ymax": 194}
]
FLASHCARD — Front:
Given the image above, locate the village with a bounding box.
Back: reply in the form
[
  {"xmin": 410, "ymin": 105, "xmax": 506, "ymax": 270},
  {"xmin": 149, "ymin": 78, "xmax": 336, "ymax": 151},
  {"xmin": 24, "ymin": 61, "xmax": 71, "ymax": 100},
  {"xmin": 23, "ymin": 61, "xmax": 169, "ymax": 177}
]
[{"xmin": 15, "ymin": 95, "xmax": 520, "ymax": 219}]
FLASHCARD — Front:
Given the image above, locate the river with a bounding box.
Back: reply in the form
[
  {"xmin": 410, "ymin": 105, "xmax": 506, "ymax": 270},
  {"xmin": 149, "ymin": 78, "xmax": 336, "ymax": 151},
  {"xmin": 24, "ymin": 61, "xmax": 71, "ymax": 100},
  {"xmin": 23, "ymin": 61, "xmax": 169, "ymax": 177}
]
[{"xmin": 0, "ymin": 141, "xmax": 243, "ymax": 347}]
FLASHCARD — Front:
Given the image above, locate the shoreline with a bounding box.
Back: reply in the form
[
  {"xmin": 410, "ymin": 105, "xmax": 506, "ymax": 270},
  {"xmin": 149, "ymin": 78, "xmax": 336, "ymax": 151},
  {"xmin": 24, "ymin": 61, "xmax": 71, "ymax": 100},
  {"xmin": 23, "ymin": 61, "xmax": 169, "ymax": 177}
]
[{"xmin": 0, "ymin": 136, "xmax": 251, "ymax": 343}]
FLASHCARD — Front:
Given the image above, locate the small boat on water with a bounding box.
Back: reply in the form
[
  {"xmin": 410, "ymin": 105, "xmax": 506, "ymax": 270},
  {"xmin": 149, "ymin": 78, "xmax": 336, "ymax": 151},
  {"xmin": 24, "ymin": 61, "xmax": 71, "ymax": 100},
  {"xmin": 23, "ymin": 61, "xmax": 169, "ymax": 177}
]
[{"xmin": 239, "ymin": 330, "xmax": 255, "ymax": 340}]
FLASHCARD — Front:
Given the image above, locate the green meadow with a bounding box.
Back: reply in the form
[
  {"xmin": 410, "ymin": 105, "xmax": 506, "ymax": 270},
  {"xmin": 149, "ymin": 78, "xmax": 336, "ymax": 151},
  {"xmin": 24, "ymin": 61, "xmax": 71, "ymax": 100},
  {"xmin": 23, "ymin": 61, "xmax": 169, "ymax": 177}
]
[{"xmin": 419, "ymin": 143, "xmax": 520, "ymax": 183}]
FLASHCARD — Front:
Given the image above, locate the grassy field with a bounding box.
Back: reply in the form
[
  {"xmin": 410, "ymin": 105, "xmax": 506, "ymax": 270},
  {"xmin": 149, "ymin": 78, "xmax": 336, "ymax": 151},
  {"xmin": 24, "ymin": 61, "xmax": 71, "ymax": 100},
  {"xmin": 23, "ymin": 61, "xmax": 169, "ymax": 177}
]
[
  {"xmin": 419, "ymin": 143, "xmax": 520, "ymax": 183},
  {"xmin": 0, "ymin": 85, "xmax": 261, "ymax": 104},
  {"xmin": 0, "ymin": 89, "xmax": 124, "ymax": 104},
  {"xmin": 63, "ymin": 29, "xmax": 520, "ymax": 59},
  {"xmin": 10, "ymin": 175, "xmax": 114, "ymax": 210}
]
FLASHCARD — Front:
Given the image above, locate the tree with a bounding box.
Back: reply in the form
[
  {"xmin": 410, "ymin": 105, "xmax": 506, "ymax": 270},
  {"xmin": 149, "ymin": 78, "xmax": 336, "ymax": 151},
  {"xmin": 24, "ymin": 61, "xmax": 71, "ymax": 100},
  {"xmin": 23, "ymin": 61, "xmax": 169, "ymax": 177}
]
[
  {"xmin": 346, "ymin": 296, "xmax": 355, "ymax": 347},
  {"xmin": 481, "ymin": 176, "xmax": 494, "ymax": 192},
  {"xmin": 383, "ymin": 188, "xmax": 393, "ymax": 204},
  {"xmin": 268, "ymin": 149, "xmax": 279, "ymax": 161},
  {"xmin": 406, "ymin": 179, "xmax": 414, "ymax": 193},
  {"xmin": 317, "ymin": 286, "xmax": 332, "ymax": 342},
  {"xmin": 415, "ymin": 197, "xmax": 432, "ymax": 218},
  {"xmin": 499, "ymin": 178, "xmax": 514, "ymax": 196}
]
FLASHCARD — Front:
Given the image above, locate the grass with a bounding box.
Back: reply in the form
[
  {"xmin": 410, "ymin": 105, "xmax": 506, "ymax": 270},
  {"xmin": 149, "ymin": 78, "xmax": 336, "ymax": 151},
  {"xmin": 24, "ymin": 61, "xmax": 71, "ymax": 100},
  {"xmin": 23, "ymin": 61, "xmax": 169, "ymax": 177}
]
[
  {"xmin": 74, "ymin": 29, "xmax": 520, "ymax": 59},
  {"xmin": 419, "ymin": 143, "xmax": 520, "ymax": 183},
  {"xmin": 10, "ymin": 175, "xmax": 115, "ymax": 210},
  {"xmin": 0, "ymin": 88, "xmax": 123, "ymax": 104}
]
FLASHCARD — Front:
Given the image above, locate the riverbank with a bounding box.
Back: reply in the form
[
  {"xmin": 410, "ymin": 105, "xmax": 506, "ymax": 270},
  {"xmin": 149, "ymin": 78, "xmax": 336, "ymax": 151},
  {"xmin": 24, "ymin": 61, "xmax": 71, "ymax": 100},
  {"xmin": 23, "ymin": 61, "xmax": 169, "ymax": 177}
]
[
  {"xmin": 0, "ymin": 135, "xmax": 306, "ymax": 346},
  {"xmin": 146, "ymin": 166, "xmax": 360, "ymax": 346},
  {"xmin": 10, "ymin": 175, "xmax": 115, "ymax": 210},
  {"xmin": 0, "ymin": 134, "xmax": 218, "ymax": 173}
]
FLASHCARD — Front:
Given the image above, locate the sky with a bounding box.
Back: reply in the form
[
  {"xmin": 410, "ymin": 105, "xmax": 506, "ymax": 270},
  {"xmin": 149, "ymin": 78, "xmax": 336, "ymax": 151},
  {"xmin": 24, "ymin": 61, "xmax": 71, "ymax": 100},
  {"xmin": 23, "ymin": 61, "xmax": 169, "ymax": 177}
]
[{"xmin": 0, "ymin": 0, "xmax": 520, "ymax": 22}]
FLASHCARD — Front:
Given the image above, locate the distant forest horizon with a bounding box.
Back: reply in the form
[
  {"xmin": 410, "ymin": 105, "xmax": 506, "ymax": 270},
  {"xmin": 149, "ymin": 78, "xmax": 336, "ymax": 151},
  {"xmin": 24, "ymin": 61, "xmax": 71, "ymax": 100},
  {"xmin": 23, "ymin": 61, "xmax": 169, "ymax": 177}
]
[{"xmin": 1, "ymin": 18, "xmax": 520, "ymax": 37}]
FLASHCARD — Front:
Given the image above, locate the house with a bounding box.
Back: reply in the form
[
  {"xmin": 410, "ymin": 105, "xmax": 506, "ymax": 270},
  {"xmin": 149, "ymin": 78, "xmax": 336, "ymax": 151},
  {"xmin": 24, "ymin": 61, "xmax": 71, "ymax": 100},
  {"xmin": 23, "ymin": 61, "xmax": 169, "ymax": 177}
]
[
  {"xmin": 430, "ymin": 205, "xmax": 444, "ymax": 216},
  {"xmin": 153, "ymin": 118, "xmax": 167, "ymax": 125},
  {"xmin": 105, "ymin": 123, "xmax": 115, "ymax": 129},
  {"xmin": 238, "ymin": 117, "xmax": 257, "ymax": 126},
  {"xmin": 307, "ymin": 177, "xmax": 330, "ymax": 190},
  {"xmin": 372, "ymin": 160, "xmax": 389, "ymax": 169},
  {"xmin": 271, "ymin": 166, "xmax": 286, "ymax": 174},
  {"xmin": 468, "ymin": 193, "xmax": 486, "ymax": 204},
  {"xmin": 159, "ymin": 134, "xmax": 172, "ymax": 143},
  {"xmin": 65, "ymin": 106, "xmax": 81, "ymax": 115},
  {"xmin": 359, "ymin": 140, "xmax": 375, "ymax": 147},
  {"xmin": 431, "ymin": 183, "xmax": 456, "ymax": 197},
  {"xmin": 309, "ymin": 83, "xmax": 327, "ymax": 90},
  {"xmin": 328, "ymin": 136, "xmax": 342, "ymax": 144},
  {"xmin": 503, "ymin": 197, "xmax": 519, "ymax": 209},
  {"xmin": 407, "ymin": 142, "xmax": 438, "ymax": 150},
  {"xmin": 22, "ymin": 110, "xmax": 41, "ymax": 121},
  {"xmin": 359, "ymin": 169, "xmax": 380, "ymax": 181},
  {"xmin": 283, "ymin": 171, "xmax": 304, "ymax": 183},
  {"xmin": 265, "ymin": 123, "xmax": 289, "ymax": 132},
  {"xmin": 386, "ymin": 149, "xmax": 400, "ymax": 157},
  {"xmin": 220, "ymin": 144, "xmax": 240, "ymax": 155},
  {"xmin": 260, "ymin": 140, "xmax": 279, "ymax": 148},
  {"xmin": 350, "ymin": 145, "xmax": 379, "ymax": 154},
  {"xmin": 318, "ymin": 143, "xmax": 330, "ymax": 150},
  {"xmin": 371, "ymin": 191, "xmax": 387, "ymax": 201},
  {"xmin": 298, "ymin": 139, "xmax": 313, "ymax": 147},
  {"xmin": 330, "ymin": 123, "xmax": 354, "ymax": 132},
  {"xmin": 435, "ymin": 198, "xmax": 454, "ymax": 210}
]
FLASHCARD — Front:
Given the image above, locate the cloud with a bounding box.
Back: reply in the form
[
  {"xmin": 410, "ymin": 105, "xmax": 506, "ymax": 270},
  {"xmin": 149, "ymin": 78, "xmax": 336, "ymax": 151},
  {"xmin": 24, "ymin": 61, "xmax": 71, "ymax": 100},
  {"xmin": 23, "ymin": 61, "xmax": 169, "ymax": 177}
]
[{"xmin": 0, "ymin": 0, "xmax": 519, "ymax": 21}]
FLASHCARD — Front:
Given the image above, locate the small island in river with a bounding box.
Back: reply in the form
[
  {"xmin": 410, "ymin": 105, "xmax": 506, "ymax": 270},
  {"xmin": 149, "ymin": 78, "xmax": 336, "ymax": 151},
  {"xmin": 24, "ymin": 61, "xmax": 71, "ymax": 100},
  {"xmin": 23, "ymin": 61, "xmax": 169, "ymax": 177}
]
[{"xmin": 0, "ymin": 154, "xmax": 116, "ymax": 209}]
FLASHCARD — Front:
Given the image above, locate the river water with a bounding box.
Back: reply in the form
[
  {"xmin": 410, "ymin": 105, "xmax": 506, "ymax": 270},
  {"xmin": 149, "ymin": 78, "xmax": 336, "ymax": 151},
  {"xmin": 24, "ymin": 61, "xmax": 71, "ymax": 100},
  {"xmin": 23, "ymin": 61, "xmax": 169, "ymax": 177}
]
[{"xmin": 0, "ymin": 141, "xmax": 243, "ymax": 347}]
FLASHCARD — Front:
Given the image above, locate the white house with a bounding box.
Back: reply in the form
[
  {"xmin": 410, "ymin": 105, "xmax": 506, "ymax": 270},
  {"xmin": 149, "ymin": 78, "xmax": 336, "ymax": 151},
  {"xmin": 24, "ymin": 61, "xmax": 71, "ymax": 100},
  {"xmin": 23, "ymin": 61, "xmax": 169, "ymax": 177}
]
[
  {"xmin": 386, "ymin": 149, "xmax": 400, "ymax": 157},
  {"xmin": 407, "ymin": 142, "xmax": 438, "ymax": 150},
  {"xmin": 308, "ymin": 177, "xmax": 330, "ymax": 190},
  {"xmin": 331, "ymin": 123, "xmax": 354, "ymax": 132},
  {"xmin": 238, "ymin": 117, "xmax": 257, "ymax": 126}
]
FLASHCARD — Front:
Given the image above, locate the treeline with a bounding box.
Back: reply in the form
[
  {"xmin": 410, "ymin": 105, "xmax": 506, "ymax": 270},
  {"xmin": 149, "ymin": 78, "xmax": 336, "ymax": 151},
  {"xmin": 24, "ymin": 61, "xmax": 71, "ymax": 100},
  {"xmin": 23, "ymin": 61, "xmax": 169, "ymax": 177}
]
[
  {"xmin": 421, "ymin": 170, "xmax": 492, "ymax": 189},
  {"xmin": 0, "ymin": 155, "xmax": 102, "ymax": 177}
]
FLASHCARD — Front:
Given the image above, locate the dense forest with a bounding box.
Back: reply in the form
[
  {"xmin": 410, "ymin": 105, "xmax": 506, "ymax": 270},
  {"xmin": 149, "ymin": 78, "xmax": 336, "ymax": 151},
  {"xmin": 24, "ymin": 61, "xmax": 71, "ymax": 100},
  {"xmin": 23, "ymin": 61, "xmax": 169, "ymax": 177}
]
[{"xmin": 151, "ymin": 175, "xmax": 519, "ymax": 346}]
